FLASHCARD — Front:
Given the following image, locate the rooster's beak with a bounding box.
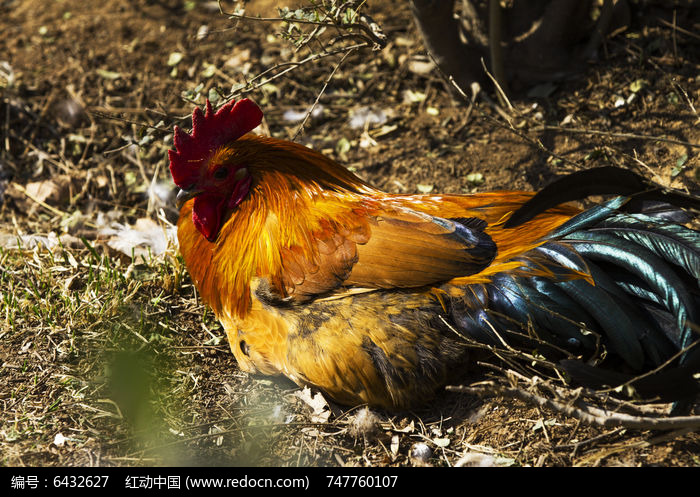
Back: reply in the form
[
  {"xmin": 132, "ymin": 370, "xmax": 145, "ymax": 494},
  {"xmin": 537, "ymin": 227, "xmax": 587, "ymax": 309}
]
[{"xmin": 176, "ymin": 188, "xmax": 203, "ymax": 208}]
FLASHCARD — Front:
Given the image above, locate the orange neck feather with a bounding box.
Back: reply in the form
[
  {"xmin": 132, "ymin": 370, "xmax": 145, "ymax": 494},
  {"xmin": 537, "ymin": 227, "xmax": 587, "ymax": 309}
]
[{"xmin": 177, "ymin": 135, "xmax": 375, "ymax": 318}]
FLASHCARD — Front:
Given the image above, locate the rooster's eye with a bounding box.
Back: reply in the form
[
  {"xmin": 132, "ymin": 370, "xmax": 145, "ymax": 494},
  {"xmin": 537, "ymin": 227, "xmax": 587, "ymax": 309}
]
[{"xmin": 213, "ymin": 167, "xmax": 229, "ymax": 180}]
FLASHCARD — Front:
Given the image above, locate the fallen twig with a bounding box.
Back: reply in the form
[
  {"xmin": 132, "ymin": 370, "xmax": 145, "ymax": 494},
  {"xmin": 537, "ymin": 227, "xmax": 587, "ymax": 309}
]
[
  {"xmin": 533, "ymin": 125, "xmax": 700, "ymax": 150},
  {"xmin": 446, "ymin": 382, "xmax": 700, "ymax": 430}
]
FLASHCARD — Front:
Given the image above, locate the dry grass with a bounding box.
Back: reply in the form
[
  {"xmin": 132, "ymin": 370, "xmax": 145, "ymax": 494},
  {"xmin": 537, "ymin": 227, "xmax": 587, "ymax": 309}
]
[{"xmin": 1, "ymin": 0, "xmax": 699, "ymax": 467}]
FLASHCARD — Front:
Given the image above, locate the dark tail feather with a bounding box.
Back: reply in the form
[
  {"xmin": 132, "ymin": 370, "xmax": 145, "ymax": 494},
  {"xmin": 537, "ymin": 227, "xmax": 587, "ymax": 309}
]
[
  {"xmin": 594, "ymin": 212, "xmax": 700, "ymax": 281},
  {"xmin": 453, "ymin": 187, "xmax": 700, "ymax": 410},
  {"xmin": 504, "ymin": 167, "xmax": 700, "ymax": 228},
  {"xmin": 564, "ymin": 230, "xmax": 698, "ymax": 351}
]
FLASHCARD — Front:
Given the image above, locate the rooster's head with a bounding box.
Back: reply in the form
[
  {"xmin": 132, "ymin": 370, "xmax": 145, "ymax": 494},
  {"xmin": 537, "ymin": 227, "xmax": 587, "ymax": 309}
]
[{"xmin": 168, "ymin": 98, "xmax": 263, "ymax": 241}]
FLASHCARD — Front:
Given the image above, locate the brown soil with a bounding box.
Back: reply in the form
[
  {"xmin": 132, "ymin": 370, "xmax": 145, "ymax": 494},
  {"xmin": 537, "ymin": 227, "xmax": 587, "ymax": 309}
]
[{"xmin": 1, "ymin": 0, "xmax": 698, "ymax": 467}]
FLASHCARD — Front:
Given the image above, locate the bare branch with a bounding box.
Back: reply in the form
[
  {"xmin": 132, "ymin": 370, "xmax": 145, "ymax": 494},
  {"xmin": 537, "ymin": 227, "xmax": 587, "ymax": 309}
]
[
  {"xmin": 225, "ymin": 43, "xmax": 370, "ymax": 101},
  {"xmin": 292, "ymin": 48, "xmax": 356, "ymax": 140},
  {"xmin": 222, "ymin": 8, "xmax": 387, "ymax": 49}
]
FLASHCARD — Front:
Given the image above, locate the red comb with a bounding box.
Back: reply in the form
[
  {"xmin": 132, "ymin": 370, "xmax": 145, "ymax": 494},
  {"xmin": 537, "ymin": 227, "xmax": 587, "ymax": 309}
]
[{"xmin": 168, "ymin": 99, "xmax": 263, "ymax": 188}]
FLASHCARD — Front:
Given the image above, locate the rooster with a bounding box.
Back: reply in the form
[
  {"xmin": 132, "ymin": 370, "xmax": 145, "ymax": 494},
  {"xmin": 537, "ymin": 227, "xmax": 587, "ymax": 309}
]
[{"xmin": 169, "ymin": 99, "xmax": 700, "ymax": 410}]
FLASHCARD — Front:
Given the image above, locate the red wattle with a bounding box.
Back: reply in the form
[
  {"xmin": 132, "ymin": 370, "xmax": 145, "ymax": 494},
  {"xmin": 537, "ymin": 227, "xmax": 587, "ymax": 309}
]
[{"xmin": 193, "ymin": 194, "xmax": 226, "ymax": 242}]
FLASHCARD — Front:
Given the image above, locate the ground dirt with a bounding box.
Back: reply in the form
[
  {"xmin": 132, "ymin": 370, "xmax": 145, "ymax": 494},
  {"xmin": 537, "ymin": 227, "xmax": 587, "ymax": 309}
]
[{"xmin": 1, "ymin": 0, "xmax": 699, "ymax": 467}]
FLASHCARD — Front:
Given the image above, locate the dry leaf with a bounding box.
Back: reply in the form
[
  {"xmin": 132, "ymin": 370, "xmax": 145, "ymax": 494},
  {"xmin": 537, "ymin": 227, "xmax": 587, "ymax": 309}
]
[
  {"xmin": 294, "ymin": 386, "xmax": 331, "ymax": 424},
  {"xmin": 7, "ymin": 175, "xmax": 74, "ymax": 214},
  {"xmin": 98, "ymin": 217, "xmax": 177, "ymax": 259}
]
